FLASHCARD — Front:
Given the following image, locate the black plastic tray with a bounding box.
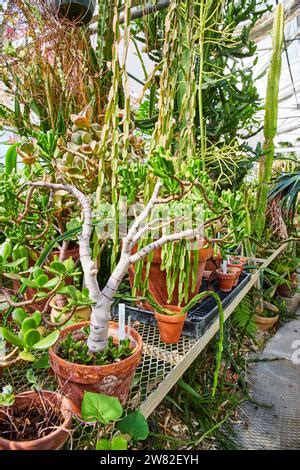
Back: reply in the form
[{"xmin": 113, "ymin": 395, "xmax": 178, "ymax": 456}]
[{"xmin": 112, "ymin": 271, "xmax": 251, "ymax": 338}]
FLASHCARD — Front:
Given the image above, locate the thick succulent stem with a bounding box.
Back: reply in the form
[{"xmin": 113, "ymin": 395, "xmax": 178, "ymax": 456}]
[{"xmin": 254, "ymin": 4, "xmax": 284, "ymax": 241}]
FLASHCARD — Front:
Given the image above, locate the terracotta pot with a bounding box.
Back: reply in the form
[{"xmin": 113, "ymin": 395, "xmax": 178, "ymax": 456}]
[
  {"xmin": 277, "ymin": 272, "xmax": 298, "ymax": 297},
  {"xmin": 228, "ymin": 261, "xmax": 244, "ymax": 272},
  {"xmin": 205, "ymin": 254, "xmax": 222, "ymax": 272},
  {"xmin": 0, "ymin": 390, "xmax": 72, "ymax": 450},
  {"xmin": 154, "ymin": 306, "xmax": 187, "ymax": 344},
  {"xmin": 49, "ymin": 321, "xmax": 143, "ymax": 415},
  {"xmin": 216, "ymin": 269, "xmax": 236, "ymax": 292},
  {"xmin": 254, "ymin": 314, "xmax": 279, "ymax": 331},
  {"xmin": 230, "ymin": 267, "xmax": 242, "ymax": 287},
  {"xmin": 129, "ymin": 242, "xmax": 212, "ymax": 310},
  {"xmin": 49, "ymin": 298, "xmax": 91, "ymax": 324}
]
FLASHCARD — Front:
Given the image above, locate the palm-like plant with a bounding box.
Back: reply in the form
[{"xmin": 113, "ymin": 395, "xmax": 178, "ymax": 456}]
[{"xmin": 268, "ymin": 169, "xmax": 300, "ymax": 221}]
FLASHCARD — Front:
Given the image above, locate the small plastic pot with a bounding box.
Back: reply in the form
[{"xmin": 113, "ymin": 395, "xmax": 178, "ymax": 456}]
[
  {"xmin": 154, "ymin": 306, "xmax": 187, "ymax": 344},
  {"xmin": 216, "ymin": 269, "xmax": 236, "ymax": 292}
]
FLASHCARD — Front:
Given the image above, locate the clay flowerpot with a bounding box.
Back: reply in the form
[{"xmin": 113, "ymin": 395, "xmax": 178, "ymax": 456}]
[
  {"xmin": 129, "ymin": 242, "xmax": 212, "ymax": 310},
  {"xmin": 50, "ymin": 298, "xmax": 91, "ymax": 324},
  {"xmin": 230, "ymin": 267, "xmax": 241, "ymax": 287},
  {"xmin": 228, "ymin": 260, "xmax": 244, "ymax": 273},
  {"xmin": 277, "ymin": 272, "xmax": 298, "ymax": 297},
  {"xmin": 154, "ymin": 306, "xmax": 187, "ymax": 344},
  {"xmin": 205, "ymin": 254, "xmax": 222, "ymax": 272},
  {"xmin": 216, "ymin": 269, "xmax": 236, "ymax": 292},
  {"xmin": 254, "ymin": 314, "xmax": 279, "ymax": 331},
  {"xmin": 49, "ymin": 321, "xmax": 143, "ymax": 415},
  {"xmin": 0, "ymin": 390, "xmax": 72, "ymax": 450}
]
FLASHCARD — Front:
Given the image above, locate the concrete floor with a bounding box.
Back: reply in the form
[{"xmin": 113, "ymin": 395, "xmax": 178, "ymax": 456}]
[{"xmin": 232, "ymin": 305, "xmax": 300, "ymax": 449}]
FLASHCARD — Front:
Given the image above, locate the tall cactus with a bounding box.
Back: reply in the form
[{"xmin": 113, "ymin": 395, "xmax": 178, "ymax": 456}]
[{"xmin": 254, "ymin": 4, "xmax": 284, "ymax": 240}]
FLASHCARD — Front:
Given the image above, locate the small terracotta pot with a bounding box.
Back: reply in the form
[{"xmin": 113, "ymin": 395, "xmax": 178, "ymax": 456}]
[
  {"xmin": 154, "ymin": 306, "xmax": 187, "ymax": 344},
  {"xmin": 228, "ymin": 261, "xmax": 244, "ymax": 272},
  {"xmin": 254, "ymin": 314, "xmax": 279, "ymax": 331},
  {"xmin": 216, "ymin": 269, "xmax": 236, "ymax": 292},
  {"xmin": 0, "ymin": 390, "xmax": 72, "ymax": 450},
  {"xmin": 231, "ymin": 267, "xmax": 242, "ymax": 287},
  {"xmin": 49, "ymin": 321, "xmax": 143, "ymax": 416},
  {"xmin": 49, "ymin": 298, "xmax": 91, "ymax": 324}
]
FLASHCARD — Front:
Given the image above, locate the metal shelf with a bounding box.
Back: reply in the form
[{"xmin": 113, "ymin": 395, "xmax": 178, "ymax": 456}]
[{"xmin": 1, "ymin": 245, "xmax": 286, "ymax": 448}]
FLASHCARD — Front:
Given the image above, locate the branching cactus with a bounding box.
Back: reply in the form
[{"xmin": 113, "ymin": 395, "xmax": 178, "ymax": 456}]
[
  {"xmin": 254, "ymin": 4, "xmax": 284, "ymax": 240},
  {"xmin": 23, "ymin": 180, "xmax": 217, "ymax": 353}
]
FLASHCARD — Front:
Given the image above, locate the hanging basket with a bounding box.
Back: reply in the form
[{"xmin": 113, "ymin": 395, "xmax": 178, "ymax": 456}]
[{"xmin": 54, "ymin": 0, "xmax": 96, "ymax": 25}]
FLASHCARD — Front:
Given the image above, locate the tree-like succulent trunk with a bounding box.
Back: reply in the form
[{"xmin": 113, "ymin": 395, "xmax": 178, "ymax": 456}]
[{"xmin": 29, "ymin": 181, "xmax": 214, "ymax": 354}]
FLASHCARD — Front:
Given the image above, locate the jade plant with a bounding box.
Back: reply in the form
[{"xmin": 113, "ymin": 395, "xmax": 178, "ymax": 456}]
[
  {"xmin": 81, "ymin": 391, "xmax": 149, "ymax": 450},
  {"xmin": 0, "ymin": 309, "xmax": 59, "ymax": 365}
]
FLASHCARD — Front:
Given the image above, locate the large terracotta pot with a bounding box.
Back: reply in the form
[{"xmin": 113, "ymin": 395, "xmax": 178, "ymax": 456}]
[
  {"xmin": 129, "ymin": 242, "xmax": 212, "ymax": 310},
  {"xmin": 205, "ymin": 254, "xmax": 222, "ymax": 272},
  {"xmin": 49, "ymin": 321, "xmax": 143, "ymax": 416},
  {"xmin": 0, "ymin": 390, "xmax": 72, "ymax": 450},
  {"xmin": 155, "ymin": 306, "xmax": 187, "ymax": 344},
  {"xmin": 254, "ymin": 314, "xmax": 279, "ymax": 331}
]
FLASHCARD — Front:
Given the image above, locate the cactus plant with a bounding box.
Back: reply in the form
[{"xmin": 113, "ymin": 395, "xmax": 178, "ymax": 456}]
[{"xmin": 254, "ymin": 4, "xmax": 284, "ymax": 240}]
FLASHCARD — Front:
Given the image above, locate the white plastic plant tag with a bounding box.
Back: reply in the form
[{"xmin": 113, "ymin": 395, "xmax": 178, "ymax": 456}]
[
  {"xmin": 118, "ymin": 303, "xmax": 126, "ymax": 343},
  {"xmin": 222, "ymin": 260, "xmax": 228, "ymax": 274}
]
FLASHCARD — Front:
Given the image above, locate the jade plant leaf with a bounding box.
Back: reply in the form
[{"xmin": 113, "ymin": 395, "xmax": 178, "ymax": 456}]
[
  {"xmin": 32, "ymin": 311, "xmax": 42, "ymax": 327},
  {"xmin": 50, "ymin": 261, "xmax": 66, "ymax": 275},
  {"xmin": 32, "ymin": 330, "xmax": 60, "ymax": 350},
  {"xmin": 20, "ymin": 277, "xmax": 37, "ymax": 288},
  {"xmin": 117, "ymin": 411, "xmax": 149, "ymax": 441},
  {"xmin": 21, "ymin": 317, "xmax": 37, "ymax": 334},
  {"xmin": 19, "ymin": 351, "xmax": 36, "ymax": 362},
  {"xmin": 0, "ymin": 327, "xmax": 24, "ymax": 348},
  {"xmin": 35, "ymin": 274, "xmax": 49, "ymax": 287},
  {"xmin": 81, "ymin": 392, "xmax": 123, "ymax": 424},
  {"xmin": 23, "ymin": 329, "xmax": 41, "ymax": 347},
  {"xmin": 13, "ymin": 308, "xmax": 27, "ymax": 326},
  {"xmin": 43, "ymin": 277, "xmax": 61, "ymax": 290}
]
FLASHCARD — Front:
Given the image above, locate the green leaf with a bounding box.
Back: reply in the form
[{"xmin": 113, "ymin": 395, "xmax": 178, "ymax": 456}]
[
  {"xmin": 5, "ymin": 143, "xmax": 18, "ymax": 175},
  {"xmin": 32, "ymin": 267, "xmax": 44, "ymax": 280},
  {"xmin": 20, "ymin": 277, "xmax": 37, "ymax": 288},
  {"xmin": 0, "ymin": 327, "xmax": 24, "ymax": 348},
  {"xmin": 5, "ymin": 257, "xmax": 26, "ymax": 268},
  {"xmin": 110, "ymin": 436, "xmax": 128, "ymax": 450},
  {"xmin": 26, "ymin": 369, "xmax": 37, "ymax": 383},
  {"xmin": 13, "ymin": 308, "xmax": 27, "ymax": 326},
  {"xmin": 19, "ymin": 351, "xmax": 36, "ymax": 362},
  {"xmin": 32, "ymin": 330, "xmax": 60, "ymax": 350},
  {"xmin": 50, "ymin": 261, "xmax": 66, "ymax": 275},
  {"xmin": 43, "ymin": 277, "xmax": 60, "ymax": 290},
  {"xmin": 23, "ymin": 329, "xmax": 41, "ymax": 347},
  {"xmin": 81, "ymin": 392, "xmax": 123, "ymax": 424},
  {"xmin": 32, "ymin": 352, "xmax": 50, "ymax": 369},
  {"xmin": 65, "ymin": 285, "xmax": 78, "ymax": 300},
  {"xmin": 96, "ymin": 439, "xmax": 110, "ymax": 450},
  {"xmin": 64, "ymin": 257, "xmax": 75, "ymax": 273},
  {"xmin": 21, "ymin": 317, "xmax": 37, "ymax": 334},
  {"xmin": 117, "ymin": 411, "xmax": 149, "ymax": 441},
  {"xmin": 32, "ymin": 311, "xmax": 42, "ymax": 327},
  {"xmin": 35, "ymin": 274, "xmax": 49, "ymax": 287}
]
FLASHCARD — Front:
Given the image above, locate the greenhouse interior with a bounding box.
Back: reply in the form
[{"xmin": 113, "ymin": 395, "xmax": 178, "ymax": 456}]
[{"xmin": 0, "ymin": 0, "xmax": 299, "ymax": 456}]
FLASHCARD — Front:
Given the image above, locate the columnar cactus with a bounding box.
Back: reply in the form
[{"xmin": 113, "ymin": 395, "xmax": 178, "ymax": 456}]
[{"xmin": 254, "ymin": 4, "xmax": 284, "ymax": 240}]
